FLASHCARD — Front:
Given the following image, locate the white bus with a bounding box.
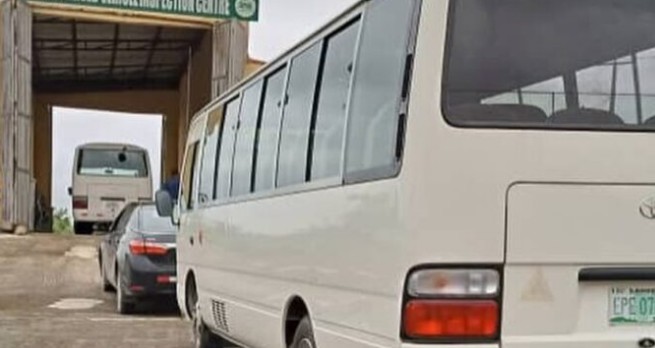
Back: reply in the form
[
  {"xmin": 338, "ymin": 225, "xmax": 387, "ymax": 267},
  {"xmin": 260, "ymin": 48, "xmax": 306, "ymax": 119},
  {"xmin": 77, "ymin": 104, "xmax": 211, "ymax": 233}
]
[
  {"xmin": 157, "ymin": 0, "xmax": 655, "ymax": 347},
  {"xmin": 71, "ymin": 143, "xmax": 152, "ymax": 234}
]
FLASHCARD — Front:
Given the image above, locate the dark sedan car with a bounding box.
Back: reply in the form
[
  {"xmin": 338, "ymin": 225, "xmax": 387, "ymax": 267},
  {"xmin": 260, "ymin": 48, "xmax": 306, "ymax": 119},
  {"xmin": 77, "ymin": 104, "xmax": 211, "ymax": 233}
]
[{"xmin": 98, "ymin": 202, "xmax": 177, "ymax": 314}]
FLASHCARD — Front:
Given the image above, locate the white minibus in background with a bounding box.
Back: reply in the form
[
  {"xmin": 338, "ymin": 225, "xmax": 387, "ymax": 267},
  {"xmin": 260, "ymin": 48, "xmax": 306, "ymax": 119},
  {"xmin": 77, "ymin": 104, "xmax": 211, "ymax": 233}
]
[
  {"xmin": 157, "ymin": 0, "xmax": 655, "ymax": 347},
  {"xmin": 71, "ymin": 143, "xmax": 152, "ymax": 234}
]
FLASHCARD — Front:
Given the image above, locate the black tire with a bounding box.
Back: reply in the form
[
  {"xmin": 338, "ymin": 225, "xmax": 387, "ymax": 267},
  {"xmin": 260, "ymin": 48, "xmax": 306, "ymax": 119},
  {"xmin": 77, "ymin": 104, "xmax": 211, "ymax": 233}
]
[
  {"xmin": 74, "ymin": 222, "xmax": 93, "ymax": 235},
  {"xmin": 116, "ymin": 272, "xmax": 135, "ymax": 314},
  {"xmin": 195, "ymin": 318, "xmax": 225, "ymax": 348},
  {"xmin": 188, "ymin": 280, "xmax": 226, "ymax": 348},
  {"xmin": 99, "ymin": 260, "xmax": 113, "ymax": 292},
  {"xmin": 290, "ymin": 317, "xmax": 316, "ymax": 348}
]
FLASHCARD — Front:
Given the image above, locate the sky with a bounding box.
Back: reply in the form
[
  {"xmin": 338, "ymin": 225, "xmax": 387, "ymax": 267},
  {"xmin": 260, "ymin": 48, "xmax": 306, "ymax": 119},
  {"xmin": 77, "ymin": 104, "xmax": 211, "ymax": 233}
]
[
  {"xmin": 249, "ymin": 0, "xmax": 358, "ymax": 61},
  {"xmin": 51, "ymin": 0, "xmax": 357, "ymax": 212}
]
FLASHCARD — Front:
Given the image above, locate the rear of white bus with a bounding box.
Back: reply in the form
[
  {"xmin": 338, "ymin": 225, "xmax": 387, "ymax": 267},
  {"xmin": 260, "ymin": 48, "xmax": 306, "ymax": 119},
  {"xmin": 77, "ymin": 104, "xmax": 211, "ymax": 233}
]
[
  {"xmin": 71, "ymin": 144, "xmax": 152, "ymax": 234},
  {"xmin": 401, "ymin": 0, "xmax": 655, "ymax": 347}
]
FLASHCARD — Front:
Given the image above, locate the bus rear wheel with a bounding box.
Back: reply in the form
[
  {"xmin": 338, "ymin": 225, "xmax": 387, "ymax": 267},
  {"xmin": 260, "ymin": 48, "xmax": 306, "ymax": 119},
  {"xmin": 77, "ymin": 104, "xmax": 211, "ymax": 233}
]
[
  {"xmin": 187, "ymin": 281, "xmax": 226, "ymax": 348},
  {"xmin": 74, "ymin": 222, "xmax": 93, "ymax": 235},
  {"xmin": 290, "ymin": 317, "xmax": 316, "ymax": 348}
]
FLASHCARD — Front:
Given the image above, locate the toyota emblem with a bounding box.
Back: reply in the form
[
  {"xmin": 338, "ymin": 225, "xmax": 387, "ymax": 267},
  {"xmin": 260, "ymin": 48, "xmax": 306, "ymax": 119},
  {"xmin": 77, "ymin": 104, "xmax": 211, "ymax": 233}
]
[{"xmin": 639, "ymin": 198, "xmax": 655, "ymax": 220}]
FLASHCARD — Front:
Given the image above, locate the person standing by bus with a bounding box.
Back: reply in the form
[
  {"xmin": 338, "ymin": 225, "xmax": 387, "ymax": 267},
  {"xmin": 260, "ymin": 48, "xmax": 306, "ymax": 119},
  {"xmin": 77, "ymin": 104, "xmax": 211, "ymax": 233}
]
[{"xmin": 163, "ymin": 170, "xmax": 180, "ymax": 201}]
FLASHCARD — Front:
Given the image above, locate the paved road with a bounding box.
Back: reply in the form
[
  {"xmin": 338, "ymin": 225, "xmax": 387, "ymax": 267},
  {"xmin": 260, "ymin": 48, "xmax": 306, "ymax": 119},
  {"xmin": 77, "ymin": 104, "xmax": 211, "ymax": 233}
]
[{"xmin": 0, "ymin": 233, "xmax": 192, "ymax": 348}]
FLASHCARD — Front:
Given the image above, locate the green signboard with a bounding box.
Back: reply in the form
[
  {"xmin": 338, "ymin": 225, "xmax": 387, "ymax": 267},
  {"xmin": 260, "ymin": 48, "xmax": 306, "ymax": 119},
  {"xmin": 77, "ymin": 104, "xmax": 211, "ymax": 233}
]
[{"xmin": 32, "ymin": 0, "xmax": 258, "ymax": 21}]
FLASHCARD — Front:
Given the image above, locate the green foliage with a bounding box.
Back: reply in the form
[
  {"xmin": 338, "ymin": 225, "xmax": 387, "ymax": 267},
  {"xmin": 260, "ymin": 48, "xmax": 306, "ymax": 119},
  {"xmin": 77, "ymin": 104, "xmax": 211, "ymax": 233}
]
[{"xmin": 52, "ymin": 208, "xmax": 73, "ymax": 235}]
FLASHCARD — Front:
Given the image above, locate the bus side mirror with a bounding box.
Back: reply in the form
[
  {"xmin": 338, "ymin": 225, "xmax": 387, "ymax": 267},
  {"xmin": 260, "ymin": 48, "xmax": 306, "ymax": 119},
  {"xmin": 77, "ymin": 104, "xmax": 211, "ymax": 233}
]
[
  {"xmin": 155, "ymin": 189, "xmax": 173, "ymax": 218},
  {"xmin": 67, "ymin": 187, "xmax": 72, "ymax": 196}
]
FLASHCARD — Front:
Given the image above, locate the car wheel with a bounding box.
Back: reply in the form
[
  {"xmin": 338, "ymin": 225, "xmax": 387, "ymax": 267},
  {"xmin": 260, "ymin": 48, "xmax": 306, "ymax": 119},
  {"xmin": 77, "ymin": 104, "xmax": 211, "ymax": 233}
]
[
  {"xmin": 100, "ymin": 261, "xmax": 113, "ymax": 292},
  {"xmin": 290, "ymin": 317, "xmax": 316, "ymax": 348},
  {"xmin": 116, "ymin": 272, "xmax": 135, "ymax": 314}
]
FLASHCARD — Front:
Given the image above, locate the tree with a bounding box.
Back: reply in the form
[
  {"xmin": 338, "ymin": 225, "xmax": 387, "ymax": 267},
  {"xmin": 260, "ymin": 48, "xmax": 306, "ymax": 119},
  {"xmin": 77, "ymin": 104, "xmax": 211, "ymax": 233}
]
[{"xmin": 52, "ymin": 208, "xmax": 73, "ymax": 235}]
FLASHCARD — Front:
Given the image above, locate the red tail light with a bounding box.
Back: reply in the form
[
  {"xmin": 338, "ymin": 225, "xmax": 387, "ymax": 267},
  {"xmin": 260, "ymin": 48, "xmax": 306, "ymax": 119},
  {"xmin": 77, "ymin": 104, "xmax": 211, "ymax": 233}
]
[
  {"xmin": 129, "ymin": 240, "xmax": 168, "ymax": 256},
  {"xmin": 403, "ymin": 268, "xmax": 501, "ymax": 342},
  {"xmin": 72, "ymin": 196, "xmax": 88, "ymax": 210},
  {"xmin": 404, "ymin": 300, "xmax": 499, "ymax": 339}
]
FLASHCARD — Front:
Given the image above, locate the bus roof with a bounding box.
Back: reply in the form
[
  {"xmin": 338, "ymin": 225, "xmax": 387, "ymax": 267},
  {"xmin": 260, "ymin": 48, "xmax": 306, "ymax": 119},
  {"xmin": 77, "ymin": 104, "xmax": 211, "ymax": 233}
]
[{"xmin": 76, "ymin": 143, "xmax": 148, "ymax": 152}]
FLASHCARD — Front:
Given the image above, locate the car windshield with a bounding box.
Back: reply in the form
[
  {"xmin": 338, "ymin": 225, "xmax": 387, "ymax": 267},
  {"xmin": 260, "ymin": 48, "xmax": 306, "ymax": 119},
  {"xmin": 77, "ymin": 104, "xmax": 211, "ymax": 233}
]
[
  {"xmin": 77, "ymin": 149, "xmax": 148, "ymax": 177},
  {"xmin": 138, "ymin": 205, "xmax": 176, "ymax": 234},
  {"xmin": 444, "ymin": 0, "xmax": 655, "ymax": 130}
]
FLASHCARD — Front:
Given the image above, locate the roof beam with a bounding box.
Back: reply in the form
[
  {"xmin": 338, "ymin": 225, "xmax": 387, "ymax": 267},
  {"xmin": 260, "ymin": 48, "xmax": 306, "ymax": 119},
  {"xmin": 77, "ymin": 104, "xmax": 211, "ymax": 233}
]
[
  {"xmin": 143, "ymin": 27, "xmax": 163, "ymax": 80},
  {"xmin": 109, "ymin": 24, "xmax": 119, "ymax": 76},
  {"xmin": 37, "ymin": 46, "xmax": 188, "ymax": 52},
  {"xmin": 72, "ymin": 20, "xmax": 78, "ymax": 78},
  {"xmin": 34, "ymin": 78, "xmax": 180, "ymax": 93},
  {"xmin": 40, "ymin": 63, "xmax": 180, "ymax": 73}
]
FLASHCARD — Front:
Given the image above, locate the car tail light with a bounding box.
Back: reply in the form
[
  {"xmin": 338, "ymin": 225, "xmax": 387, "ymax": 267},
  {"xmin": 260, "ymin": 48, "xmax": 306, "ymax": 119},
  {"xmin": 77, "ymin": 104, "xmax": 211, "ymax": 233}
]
[
  {"xmin": 403, "ymin": 268, "xmax": 501, "ymax": 342},
  {"xmin": 72, "ymin": 196, "xmax": 88, "ymax": 210},
  {"xmin": 157, "ymin": 275, "xmax": 172, "ymax": 283},
  {"xmin": 129, "ymin": 239, "xmax": 168, "ymax": 256}
]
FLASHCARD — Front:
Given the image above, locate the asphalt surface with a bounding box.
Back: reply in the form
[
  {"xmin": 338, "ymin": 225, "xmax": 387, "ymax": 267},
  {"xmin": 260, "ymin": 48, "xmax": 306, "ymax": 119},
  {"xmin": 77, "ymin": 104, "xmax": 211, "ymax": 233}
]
[{"xmin": 0, "ymin": 233, "xmax": 192, "ymax": 348}]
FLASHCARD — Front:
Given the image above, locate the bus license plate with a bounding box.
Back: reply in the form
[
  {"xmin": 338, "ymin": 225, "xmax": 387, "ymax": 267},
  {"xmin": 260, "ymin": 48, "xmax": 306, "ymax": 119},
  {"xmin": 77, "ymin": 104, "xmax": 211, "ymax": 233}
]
[
  {"xmin": 609, "ymin": 287, "xmax": 655, "ymax": 325},
  {"xmin": 104, "ymin": 201, "xmax": 120, "ymax": 211}
]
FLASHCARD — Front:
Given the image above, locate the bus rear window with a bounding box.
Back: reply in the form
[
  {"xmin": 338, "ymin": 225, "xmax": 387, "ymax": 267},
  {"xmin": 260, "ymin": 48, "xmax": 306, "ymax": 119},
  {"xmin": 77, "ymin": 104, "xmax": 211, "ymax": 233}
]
[
  {"xmin": 77, "ymin": 149, "xmax": 148, "ymax": 177},
  {"xmin": 444, "ymin": 0, "xmax": 655, "ymax": 130}
]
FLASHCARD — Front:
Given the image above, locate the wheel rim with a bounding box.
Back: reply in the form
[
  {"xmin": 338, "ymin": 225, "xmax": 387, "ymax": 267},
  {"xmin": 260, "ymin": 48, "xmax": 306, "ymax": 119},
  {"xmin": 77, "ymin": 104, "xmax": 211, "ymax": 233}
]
[{"xmin": 298, "ymin": 338, "xmax": 314, "ymax": 348}]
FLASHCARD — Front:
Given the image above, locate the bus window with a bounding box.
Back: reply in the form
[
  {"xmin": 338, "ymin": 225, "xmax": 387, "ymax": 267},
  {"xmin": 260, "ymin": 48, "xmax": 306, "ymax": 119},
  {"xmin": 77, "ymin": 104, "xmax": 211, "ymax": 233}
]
[
  {"xmin": 444, "ymin": 0, "xmax": 655, "ymax": 130},
  {"xmin": 198, "ymin": 106, "xmax": 224, "ymax": 204},
  {"xmin": 277, "ymin": 43, "xmax": 322, "ymax": 188},
  {"xmin": 345, "ymin": 0, "xmax": 415, "ymax": 182},
  {"xmin": 181, "ymin": 142, "xmax": 199, "ymax": 210},
  {"xmin": 253, "ymin": 67, "xmax": 287, "ymax": 192},
  {"xmin": 232, "ymin": 82, "xmax": 263, "ymax": 197},
  {"xmin": 215, "ymin": 98, "xmax": 241, "ymax": 200},
  {"xmin": 310, "ymin": 19, "xmax": 360, "ymax": 181},
  {"xmin": 77, "ymin": 149, "xmax": 148, "ymax": 177}
]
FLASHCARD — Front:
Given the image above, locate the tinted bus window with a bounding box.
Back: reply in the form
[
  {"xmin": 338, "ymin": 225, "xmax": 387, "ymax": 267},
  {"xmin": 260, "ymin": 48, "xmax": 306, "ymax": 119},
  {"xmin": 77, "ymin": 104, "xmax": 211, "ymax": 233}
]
[
  {"xmin": 310, "ymin": 21, "xmax": 360, "ymax": 181},
  {"xmin": 346, "ymin": 0, "xmax": 415, "ymax": 181},
  {"xmin": 198, "ymin": 109, "xmax": 223, "ymax": 204},
  {"xmin": 277, "ymin": 43, "xmax": 322, "ymax": 188},
  {"xmin": 232, "ymin": 82, "xmax": 264, "ymax": 196},
  {"xmin": 254, "ymin": 68, "xmax": 287, "ymax": 192},
  {"xmin": 215, "ymin": 99, "xmax": 241, "ymax": 200},
  {"xmin": 445, "ymin": 0, "xmax": 655, "ymax": 130}
]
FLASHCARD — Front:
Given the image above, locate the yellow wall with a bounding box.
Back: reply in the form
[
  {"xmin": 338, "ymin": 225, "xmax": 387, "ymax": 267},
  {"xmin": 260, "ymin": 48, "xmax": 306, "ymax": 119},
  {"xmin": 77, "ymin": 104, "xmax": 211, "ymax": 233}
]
[
  {"xmin": 33, "ymin": 89, "xmax": 180, "ymax": 207},
  {"xmin": 245, "ymin": 58, "xmax": 265, "ymax": 78}
]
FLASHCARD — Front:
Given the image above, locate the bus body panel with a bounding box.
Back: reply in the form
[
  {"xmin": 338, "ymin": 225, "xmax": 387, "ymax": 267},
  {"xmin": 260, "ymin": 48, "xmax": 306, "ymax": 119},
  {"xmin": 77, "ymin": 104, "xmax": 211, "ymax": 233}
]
[{"xmin": 177, "ymin": 0, "xmax": 655, "ymax": 347}]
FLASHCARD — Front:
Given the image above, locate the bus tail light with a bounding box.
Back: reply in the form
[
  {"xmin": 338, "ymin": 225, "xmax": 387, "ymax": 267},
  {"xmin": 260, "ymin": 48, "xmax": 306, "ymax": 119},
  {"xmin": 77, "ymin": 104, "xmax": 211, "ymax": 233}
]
[
  {"xmin": 403, "ymin": 268, "xmax": 501, "ymax": 341},
  {"xmin": 404, "ymin": 300, "xmax": 498, "ymax": 338},
  {"xmin": 129, "ymin": 239, "xmax": 168, "ymax": 256},
  {"xmin": 72, "ymin": 196, "xmax": 88, "ymax": 210}
]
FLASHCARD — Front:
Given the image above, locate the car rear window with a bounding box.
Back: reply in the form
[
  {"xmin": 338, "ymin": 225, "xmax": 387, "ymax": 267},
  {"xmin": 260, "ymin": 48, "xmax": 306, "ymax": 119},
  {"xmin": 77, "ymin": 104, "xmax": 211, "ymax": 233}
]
[
  {"xmin": 138, "ymin": 206, "xmax": 176, "ymax": 234},
  {"xmin": 444, "ymin": 0, "xmax": 655, "ymax": 130}
]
